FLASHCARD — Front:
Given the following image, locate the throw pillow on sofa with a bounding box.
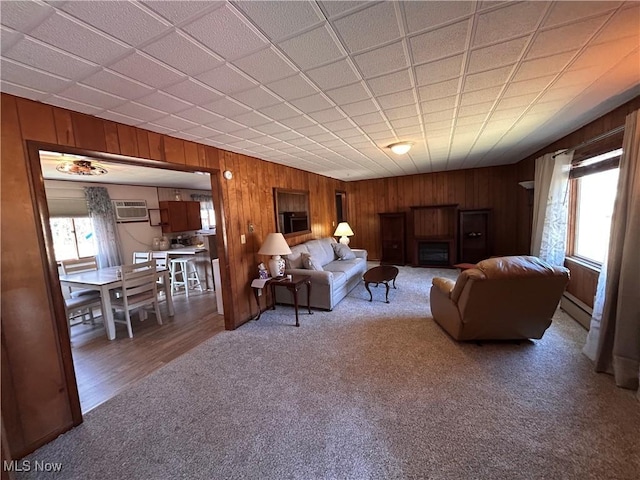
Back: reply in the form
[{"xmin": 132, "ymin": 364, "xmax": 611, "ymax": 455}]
[
  {"xmin": 302, "ymin": 253, "xmax": 324, "ymax": 271},
  {"xmin": 332, "ymin": 243, "xmax": 356, "ymax": 260}
]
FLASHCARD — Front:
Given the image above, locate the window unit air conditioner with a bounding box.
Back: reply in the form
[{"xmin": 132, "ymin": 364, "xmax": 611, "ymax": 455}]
[{"xmin": 112, "ymin": 200, "xmax": 149, "ymax": 223}]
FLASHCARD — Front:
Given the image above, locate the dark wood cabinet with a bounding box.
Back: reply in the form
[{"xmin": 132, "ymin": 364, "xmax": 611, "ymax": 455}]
[
  {"xmin": 159, "ymin": 201, "xmax": 202, "ymax": 233},
  {"xmin": 378, "ymin": 213, "xmax": 406, "ymax": 265},
  {"xmin": 458, "ymin": 209, "xmax": 491, "ymax": 264}
]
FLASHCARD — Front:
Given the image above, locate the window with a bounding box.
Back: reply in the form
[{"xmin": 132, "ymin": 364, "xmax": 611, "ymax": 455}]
[
  {"xmin": 50, "ymin": 217, "xmax": 97, "ymax": 261},
  {"xmin": 568, "ymin": 149, "xmax": 621, "ymax": 265},
  {"xmin": 199, "ymin": 202, "xmax": 215, "ymax": 230}
]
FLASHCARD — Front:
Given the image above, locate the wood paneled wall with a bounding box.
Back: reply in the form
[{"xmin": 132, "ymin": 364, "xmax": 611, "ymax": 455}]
[
  {"xmin": 346, "ymin": 165, "xmax": 522, "ymax": 261},
  {"xmin": 0, "ymin": 94, "xmax": 344, "ymax": 458}
]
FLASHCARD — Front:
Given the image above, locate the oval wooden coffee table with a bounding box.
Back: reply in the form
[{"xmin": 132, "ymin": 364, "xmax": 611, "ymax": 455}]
[{"xmin": 363, "ymin": 265, "xmax": 399, "ymax": 303}]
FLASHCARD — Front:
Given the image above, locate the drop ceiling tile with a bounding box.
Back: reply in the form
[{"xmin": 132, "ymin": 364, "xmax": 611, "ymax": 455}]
[
  {"xmin": 140, "ymin": 0, "xmax": 221, "ymax": 24},
  {"xmin": 377, "ymin": 89, "xmax": 415, "ymax": 110},
  {"xmin": 306, "ymin": 59, "xmax": 360, "ymax": 90},
  {"xmin": 360, "ymin": 122, "xmax": 392, "ymax": 134},
  {"xmin": 82, "ymin": 70, "xmax": 154, "ymax": 100},
  {"xmin": 353, "ymin": 41, "xmax": 408, "ymax": 78},
  {"xmin": 457, "ymin": 101, "xmax": 494, "ymax": 117},
  {"xmin": 459, "ymin": 86, "xmax": 502, "ymax": 106},
  {"xmin": 259, "ymin": 102, "xmax": 301, "ymax": 121},
  {"xmin": 152, "ymin": 115, "xmax": 199, "ymax": 131},
  {"xmin": 254, "ymin": 135, "xmax": 286, "ymax": 145},
  {"xmin": 266, "ymin": 74, "xmax": 318, "ymax": 101},
  {"xmin": 367, "ymin": 69, "xmax": 413, "ymax": 96},
  {"xmin": 201, "ymin": 97, "xmax": 250, "ymax": 117},
  {"xmin": 543, "ymin": 1, "xmax": 620, "ymax": 29},
  {"xmin": 296, "ymin": 124, "xmax": 329, "ymax": 136},
  {"xmin": 5, "ymin": 38, "xmax": 98, "ymax": 79},
  {"xmin": 415, "ymin": 55, "xmax": 464, "ymax": 85},
  {"xmin": 196, "ymin": 64, "xmax": 257, "ymax": 94},
  {"xmin": 455, "ymin": 113, "xmax": 488, "ymax": 126},
  {"xmin": 496, "ymin": 93, "xmax": 539, "ymax": 110},
  {"xmin": 278, "ymin": 25, "xmax": 344, "ymax": 70},
  {"xmin": 325, "ymin": 82, "xmax": 370, "ymax": 104},
  {"xmin": 182, "ymin": 4, "xmax": 267, "ymax": 60},
  {"xmin": 110, "ymin": 101, "xmax": 167, "ymax": 122},
  {"xmin": 502, "ymin": 75, "xmax": 555, "ymax": 98},
  {"xmin": 1, "ymin": 58, "xmax": 72, "ymax": 92},
  {"xmin": 404, "ymin": 1, "xmax": 474, "ymax": 33},
  {"xmin": 463, "ymin": 65, "xmax": 513, "ymax": 92},
  {"xmin": 418, "ymin": 78, "xmax": 460, "ymax": 101},
  {"xmin": 528, "ymin": 16, "xmax": 610, "ymax": 59},
  {"xmin": 234, "ymin": 0, "xmax": 323, "ymax": 42},
  {"xmin": 323, "ymin": 118, "xmax": 356, "ymax": 132},
  {"xmin": 467, "ymin": 36, "xmax": 528, "ymax": 73},
  {"xmin": 99, "ymin": 109, "xmax": 145, "ymax": 125},
  {"xmin": 231, "ymin": 87, "xmax": 281, "ymax": 109},
  {"xmin": 554, "ymin": 67, "xmax": 602, "ymax": 90},
  {"xmin": 287, "ymin": 137, "xmax": 316, "ymax": 147},
  {"xmin": 340, "ymin": 98, "xmax": 378, "ymax": 116},
  {"xmin": 0, "ymin": 0, "xmax": 55, "ymax": 31},
  {"xmin": 394, "ymin": 125, "xmax": 423, "ymax": 137},
  {"xmin": 390, "ymin": 116, "xmax": 421, "ymax": 129},
  {"xmin": 163, "ymin": 78, "xmax": 222, "ymax": 105},
  {"xmin": 110, "ymin": 52, "xmax": 185, "ymax": 89},
  {"xmin": 307, "ymin": 108, "xmax": 347, "ymax": 123},
  {"xmin": 593, "ymin": 5, "xmax": 640, "ymax": 45},
  {"xmin": 410, "ymin": 19, "xmax": 470, "ymax": 64},
  {"xmin": 333, "ymin": 2, "xmax": 401, "ymax": 53},
  {"xmin": 385, "ymin": 105, "xmax": 418, "ymax": 121},
  {"xmin": 135, "ymin": 91, "xmax": 192, "ymax": 113},
  {"xmin": 253, "ymin": 122, "xmax": 290, "ymax": 135},
  {"xmin": 489, "ymin": 106, "xmax": 526, "ymax": 122},
  {"xmin": 337, "ymin": 128, "xmax": 366, "ymax": 139},
  {"xmin": 28, "ymin": 12, "xmax": 130, "ymax": 65},
  {"xmin": 0, "ymin": 81, "xmax": 47, "ymax": 101},
  {"xmin": 58, "ymin": 0, "xmax": 171, "ymax": 47},
  {"xmin": 143, "ymin": 31, "xmax": 222, "ymax": 77},
  {"xmin": 278, "ymin": 115, "xmax": 316, "ymax": 129},
  {"xmin": 421, "ymin": 96, "xmax": 457, "ymax": 114},
  {"xmin": 233, "ymin": 128, "xmax": 269, "ymax": 140},
  {"xmin": 208, "ymin": 132, "xmax": 244, "ymax": 144},
  {"xmin": 57, "ymin": 84, "xmax": 126, "ymax": 110},
  {"xmin": 423, "ymin": 109, "xmax": 454, "ymax": 123},
  {"xmin": 473, "ymin": 2, "xmax": 547, "ymax": 47},
  {"xmin": 233, "ymin": 47, "xmax": 297, "ymax": 84},
  {"xmin": 1, "ymin": 26, "xmax": 21, "ymax": 54},
  {"xmin": 319, "ymin": 1, "xmax": 369, "ymax": 19},
  {"xmin": 46, "ymin": 95, "xmax": 107, "ymax": 118},
  {"xmin": 207, "ymin": 117, "xmax": 245, "ymax": 133},
  {"xmin": 175, "ymin": 106, "xmax": 223, "ymax": 125},
  {"xmin": 571, "ymin": 38, "xmax": 636, "ymax": 71},
  {"xmin": 512, "ymin": 51, "xmax": 576, "ymax": 83},
  {"xmin": 289, "ymin": 93, "xmax": 334, "ymax": 113}
]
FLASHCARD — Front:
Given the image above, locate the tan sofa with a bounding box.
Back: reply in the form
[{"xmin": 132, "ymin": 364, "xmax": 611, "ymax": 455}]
[{"xmin": 430, "ymin": 256, "xmax": 570, "ymax": 341}]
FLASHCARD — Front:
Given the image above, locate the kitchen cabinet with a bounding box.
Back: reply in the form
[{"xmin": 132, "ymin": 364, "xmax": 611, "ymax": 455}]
[{"xmin": 159, "ymin": 201, "xmax": 202, "ymax": 233}]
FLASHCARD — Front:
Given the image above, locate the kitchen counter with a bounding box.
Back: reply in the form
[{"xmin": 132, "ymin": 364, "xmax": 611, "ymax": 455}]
[{"xmin": 166, "ymin": 246, "xmax": 207, "ymax": 255}]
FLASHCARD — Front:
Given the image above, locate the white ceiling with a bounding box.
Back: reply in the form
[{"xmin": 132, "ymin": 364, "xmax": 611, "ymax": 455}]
[
  {"xmin": 2, "ymin": 1, "xmax": 639, "ymax": 181},
  {"xmin": 39, "ymin": 151, "xmax": 213, "ymax": 190}
]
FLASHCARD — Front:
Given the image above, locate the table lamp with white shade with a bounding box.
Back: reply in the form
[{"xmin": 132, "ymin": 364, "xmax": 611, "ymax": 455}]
[
  {"xmin": 258, "ymin": 232, "xmax": 292, "ymax": 278},
  {"xmin": 334, "ymin": 222, "xmax": 354, "ymax": 245}
]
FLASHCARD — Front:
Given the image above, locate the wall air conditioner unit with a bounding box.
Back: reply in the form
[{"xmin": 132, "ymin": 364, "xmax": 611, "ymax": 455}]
[{"xmin": 112, "ymin": 200, "xmax": 149, "ymax": 223}]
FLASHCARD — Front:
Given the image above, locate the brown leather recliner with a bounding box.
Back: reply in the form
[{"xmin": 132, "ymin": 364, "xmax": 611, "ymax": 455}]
[{"xmin": 430, "ymin": 256, "xmax": 570, "ymax": 341}]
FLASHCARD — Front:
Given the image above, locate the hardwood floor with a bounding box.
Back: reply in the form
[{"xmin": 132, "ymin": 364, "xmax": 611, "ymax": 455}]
[{"xmin": 70, "ymin": 290, "xmax": 224, "ymax": 413}]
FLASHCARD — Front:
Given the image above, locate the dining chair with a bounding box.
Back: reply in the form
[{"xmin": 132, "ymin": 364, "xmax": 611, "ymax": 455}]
[
  {"xmin": 64, "ymin": 294, "xmax": 103, "ymax": 335},
  {"xmin": 151, "ymin": 251, "xmax": 170, "ymax": 292},
  {"xmin": 110, "ymin": 260, "xmax": 162, "ymax": 338},
  {"xmin": 133, "ymin": 251, "xmax": 152, "ymax": 263},
  {"xmin": 60, "ymin": 256, "xmax": 100, "ymax": 299}
]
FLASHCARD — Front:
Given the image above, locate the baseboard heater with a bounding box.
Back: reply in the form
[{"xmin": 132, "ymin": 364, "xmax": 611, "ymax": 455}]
[{"xmin": 561, "ymin": 292, "xmax": 592, "ymax": 330}]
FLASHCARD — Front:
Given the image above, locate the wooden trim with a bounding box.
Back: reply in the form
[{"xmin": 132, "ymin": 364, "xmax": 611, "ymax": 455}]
[
  {"xmin": 569, "ymin": 155, "xmax": 620, "ymax": 179},
  {"xmin": 566, "ymin": 179, "xmax": 578, "ymax": 257}
]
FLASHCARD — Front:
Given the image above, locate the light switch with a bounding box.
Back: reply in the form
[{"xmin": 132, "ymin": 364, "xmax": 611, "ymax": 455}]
[{"xmin": 241, "ymin": 234, "xmax": 246, "ymax": 244}]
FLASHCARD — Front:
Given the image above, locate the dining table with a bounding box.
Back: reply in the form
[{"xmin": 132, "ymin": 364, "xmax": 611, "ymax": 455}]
[{"xmin": 59, "ymin": 265, "xmax": 174, "ymax": 340}]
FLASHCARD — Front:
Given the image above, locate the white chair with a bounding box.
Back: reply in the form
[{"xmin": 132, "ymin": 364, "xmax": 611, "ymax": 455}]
[
  {"xmin": 133, "ymin": 251, "xmax": 152, "ymax": 263},
  {"xmin": 64, "ymin": 295, "xmax": 103, "ymax": 334},
  {"xmin": 169, "ymin": 257, "xmax": 203, "ymax": 298},
  {"xmin": 151, "ymin": 251, "xmax": 170, "ymax": 292},
  {"xmin": 110, "ymin": 260, "xmax": 162, "ymax": 338},
  {"xmin": 60, "ymin": 256, "xmax": 100, "ymax": 299}
]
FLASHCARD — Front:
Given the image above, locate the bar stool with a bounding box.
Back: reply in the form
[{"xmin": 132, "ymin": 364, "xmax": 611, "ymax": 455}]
[{"xmin": 169, "ymin": 258, "xmax": 203, "ymax": 298}]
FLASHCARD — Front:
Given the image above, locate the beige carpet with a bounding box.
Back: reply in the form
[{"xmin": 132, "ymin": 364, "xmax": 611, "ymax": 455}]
[{"xmin": 17, "ymin": 265, "xmax": 640, "ymax": 479}]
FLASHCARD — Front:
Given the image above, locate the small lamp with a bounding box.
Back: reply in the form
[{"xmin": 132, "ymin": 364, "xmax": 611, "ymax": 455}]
[
  {"xmin": 334, "ymin": 222, "xmax": 354, "ymax": 245},
  {"xmin": 258, "ymin": 232, "xmax": 292, "ymax": 278}
]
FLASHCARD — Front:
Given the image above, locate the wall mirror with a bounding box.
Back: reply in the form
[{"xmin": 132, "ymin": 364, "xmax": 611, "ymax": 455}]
[{"xmin": 273, "ymin": 188, "xmax": 311, "ymax": 237}]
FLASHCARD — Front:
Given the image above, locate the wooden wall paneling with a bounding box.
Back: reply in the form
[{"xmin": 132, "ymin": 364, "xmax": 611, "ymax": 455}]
[
  {"xmin": 116, "ymin": 124, "xmax": 139, "ymax": 157},
  {"xmin": 52, "ymin": 109, "xmax": 75, "ymax": 147},
  {"xmin": 135, "ymin": 129, "xmax": 151, "ymax": 159},
  {"xmin": 147, "ymin": 131, "xmax": 164, "ymax": 161},
  {"xmin": 204, "ymin": 145, "xmax": 220, "ymax": 171},
  {"xmin": 15, "ymin": 98, "xmax": 57, "ymax": 144},
  {"xmin": 237, "ymin": 153, "xmax": 255, "ymax": 318},
  {"xmin": 564, "ymin": 259, "xmax": 599, "ymax": 308},
  {"xmin": 70, "ymin": 112, "xmax": 107, "ymax": 152},
  {"xmin": 103, "ymin": 121, "xmax": 121, "ymax": 154},
  {"xmin": 163, "ymin": 136, "xmax": 186, "ymax": 165},
  {"xmin": 183, "ymin": 141, "xmax": 199, "ymax": 168},
  {"xmin": 1, "ymin": 96, "xmax": 76, "ymax": 458}
]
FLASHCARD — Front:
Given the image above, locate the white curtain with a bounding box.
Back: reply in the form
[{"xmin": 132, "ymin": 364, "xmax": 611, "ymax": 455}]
[
  {"xmin": 531, "ymin": 150, "xmax": 573, "ymax": 266},
  {"xmin": 583, "ymin": 110, "xmax": 640, "ymax": 399},
  {"xmin": 84, "ymin": 187, "xmax": 123, "ymax": 268}
]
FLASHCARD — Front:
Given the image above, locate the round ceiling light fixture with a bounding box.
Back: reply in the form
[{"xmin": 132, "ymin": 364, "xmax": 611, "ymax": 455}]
[
  {"xmin": 388, "ymin": 142, "xmax": 413, "ymax": 155},
  {"xmin": 56, "ymin": 159, "xmax": 107, "ymax": 176}
]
